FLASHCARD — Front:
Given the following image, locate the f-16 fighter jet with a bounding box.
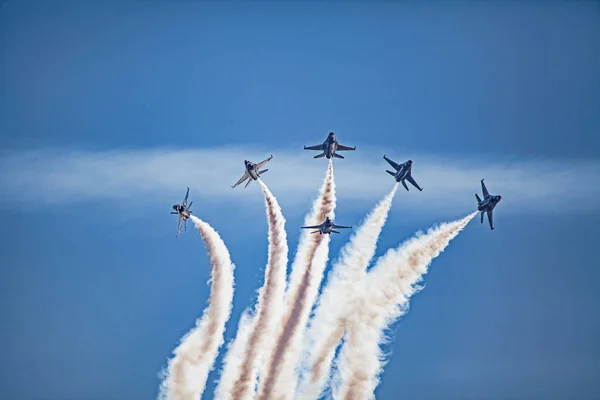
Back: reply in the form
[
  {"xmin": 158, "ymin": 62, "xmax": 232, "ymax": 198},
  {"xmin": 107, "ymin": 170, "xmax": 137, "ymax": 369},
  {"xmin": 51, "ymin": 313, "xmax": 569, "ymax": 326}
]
[
  {"xmin": 304, "ymin": 132, "xmax": 356, "ymax": 159},
  {"xmin": 301, "ymin": 216, "xmax": 352, "ymax": 235},
  {"xmin": 383, "ymin": 155, "xmax": 423, "ymax": 192},
  {"xmin": 476, "ymin": 179, "xmax": 502, "ymax": 230},
  {"xmin": 171, "ymin": 187, "xmax": 193, "ymax": 238},
  {"xmin": 231, "ymin": 155, "xmax": 273, "ymax": 189}
]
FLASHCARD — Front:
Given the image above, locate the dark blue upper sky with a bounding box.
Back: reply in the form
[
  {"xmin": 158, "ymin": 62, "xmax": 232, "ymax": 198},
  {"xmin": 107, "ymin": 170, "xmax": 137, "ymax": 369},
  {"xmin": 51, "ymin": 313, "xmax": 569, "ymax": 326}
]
[{"xmin": 1, "ymin": 1, "xmax": 599, "ymax": 400}]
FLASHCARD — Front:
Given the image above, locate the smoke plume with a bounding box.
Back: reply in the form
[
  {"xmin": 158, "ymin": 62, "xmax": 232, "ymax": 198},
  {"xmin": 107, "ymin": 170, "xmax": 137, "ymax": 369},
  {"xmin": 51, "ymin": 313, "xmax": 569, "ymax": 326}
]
[
  {"xmin": 298, "ymin": 183, "xmax": 399, "ymax": 399},
  {"xmin": 332, "ymin": 212, "xmax": 477, "ymax": 400},
  {"xmin": 158, "ymin": 216, "xmax": 235, "ymax": 400},
  {"xmin": 258, "ymin": 161, "xmax": 336, "ymax": 400},
  {"xmin": 215, "ymin": 180, "xmax": 289, "ymax": 400}
]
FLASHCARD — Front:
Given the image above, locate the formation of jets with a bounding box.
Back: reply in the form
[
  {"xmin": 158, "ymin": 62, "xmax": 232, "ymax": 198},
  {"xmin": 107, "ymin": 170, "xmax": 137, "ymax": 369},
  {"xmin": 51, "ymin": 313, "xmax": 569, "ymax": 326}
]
[{"xmin": 171, "ymin": 131, "xmax": 503, "ymax": 236}]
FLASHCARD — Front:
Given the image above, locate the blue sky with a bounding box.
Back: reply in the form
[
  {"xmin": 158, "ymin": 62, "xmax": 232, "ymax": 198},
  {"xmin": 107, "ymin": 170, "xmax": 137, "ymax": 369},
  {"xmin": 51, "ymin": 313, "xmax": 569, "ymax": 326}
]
[{"xmin": 1, "ymin": 1, "xmax": 599, "ymax": 400}]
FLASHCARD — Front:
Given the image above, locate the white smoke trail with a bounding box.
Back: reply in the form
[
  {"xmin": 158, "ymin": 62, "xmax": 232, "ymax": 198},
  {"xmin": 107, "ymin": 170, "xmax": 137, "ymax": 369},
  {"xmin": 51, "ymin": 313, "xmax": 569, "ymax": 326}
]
[
  {"xmin": 332, "ymin": 211, "xmax": 477, "ymax": 400},
  {"xmin": 215, "ymin": 180, "xmax": 289, "ymax": 400},
  {"xmin": 257, "ymin": 161, "xmax": 336, "ymax": 400},
  {"xmin": 297, "ymin": 183, "xmax": 400, "ymax": 400},
  {"xmin": 158, "ymin": 216, "xmax": 236, "ymax": 400}
]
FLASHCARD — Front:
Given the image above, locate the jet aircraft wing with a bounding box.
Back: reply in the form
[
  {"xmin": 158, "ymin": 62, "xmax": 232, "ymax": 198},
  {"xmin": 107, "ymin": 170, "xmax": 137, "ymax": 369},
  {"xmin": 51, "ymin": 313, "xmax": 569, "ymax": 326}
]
[
  {"xmin": 406, "ymin": 175, "xmax": 423, "ymax": 191},
  {"xmin": 336, "ymin": 144, "xmax": 356, "ymax": 151},
  {"xmin": 383, "ymin": 155, "xmax": 402, "ymax": 171},
  {"xmin": 481, "ymin": 179, "xmax": 490, "ymax": 198},
  {"xmin": 256, "ymin": 155, "xmax": 273, "ymax": 169},
  {"xmin": 304, "ymin": 144, "xmax": 323, "ymax": 151},
  {"xmin": 183, "ymin": 187, "xmax": 190, "ymax": 206},
  {"xmin": 487, "ymin": 209, "xmax": 494, "ymax": 230},
  {"xmin": 301, "ymin": 224, "xmax": 323, "ymax": 229},
  {"xmin": 332, "ymin": 224, "xmax": 351, "ymax": 229},
  {"xmin": 176, "ymin": 217, "xmax": 183, "ymax": 238},
  {"xmin": 232, "ymin": 172, "xmax": 250, "ymax": 188}
]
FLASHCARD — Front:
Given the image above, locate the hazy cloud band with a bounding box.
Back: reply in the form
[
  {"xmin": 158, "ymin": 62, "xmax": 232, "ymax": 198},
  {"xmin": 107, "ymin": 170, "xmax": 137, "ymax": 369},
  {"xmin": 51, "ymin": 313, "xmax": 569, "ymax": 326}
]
[{"xmin": 1, "ymin": 147, "xmax": 599, "ymax": 215}]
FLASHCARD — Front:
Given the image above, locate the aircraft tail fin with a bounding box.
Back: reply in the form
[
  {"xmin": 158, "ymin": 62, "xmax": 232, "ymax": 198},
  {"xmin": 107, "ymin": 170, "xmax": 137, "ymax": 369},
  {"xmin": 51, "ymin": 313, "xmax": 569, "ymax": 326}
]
[
  {"xmin": 402, "ymin": 181, "xmax": 409, "ymax": 191},
  {"xmin": 314, "ymin": 153, "xmax": 326, "ymax": 159},
  {"xmin": 258, "ymin": 169, "xmax": 268, "ymax": 175},
  {"xmin": 333, "ymin": 153, "xmax": 344, "ymax": 159},
  {"xmin": 386, "ymin": 170, "xmax": 396, "ymax": 177},
  {"xmin": 475, "ymin": 193, "xmax": 482, "ymax": 204}
]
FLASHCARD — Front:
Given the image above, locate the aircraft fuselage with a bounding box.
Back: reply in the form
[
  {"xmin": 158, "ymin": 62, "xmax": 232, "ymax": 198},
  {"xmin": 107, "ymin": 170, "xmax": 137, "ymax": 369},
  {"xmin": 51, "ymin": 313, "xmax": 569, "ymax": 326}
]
[
  {"xmin": 477, "ymin": 195, "xmax": 501, "ymax": 212},
  {"xmin": 244, "ymin": 160, "xmax": 260, "ymax": 180},
  {"xmin": 394, "ymin": 165, "xmax": 411, "ymax": 182},
  {"xmin": 320, "ymin": 219, "xmax": 334, "ymax": 233},
  {"xmin": 173, "ymin": 204, "xmax": 190, "ymax": 219},
  {"xmin": 323, "ymin": 135, "xmax": 337, "ymax": 159}
]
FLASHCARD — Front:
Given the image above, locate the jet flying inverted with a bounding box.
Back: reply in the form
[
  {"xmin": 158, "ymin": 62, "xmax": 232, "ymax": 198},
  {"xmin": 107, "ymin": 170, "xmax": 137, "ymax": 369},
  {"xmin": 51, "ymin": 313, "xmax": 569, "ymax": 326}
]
[
  {"xmin": 304, "ymin": 132, "xmax": 356, "ymax": 159},
  {"xmin": 383, "ymin": 155, "xmax": 423, "ymax": 191},
  {"xmin": 301, "ymin": 216, "xmax": 352, "ymax": 235},
  {"xmin": 476, "ymin": 179, "xmax": 502, "ymax": 230},
  {"xmin": 171, "ymin": 187, "xmax": 193, "ymax": 238},
  {"xmin": 231, "ymin": 155, "xmax": 273, "ymax": 188}
]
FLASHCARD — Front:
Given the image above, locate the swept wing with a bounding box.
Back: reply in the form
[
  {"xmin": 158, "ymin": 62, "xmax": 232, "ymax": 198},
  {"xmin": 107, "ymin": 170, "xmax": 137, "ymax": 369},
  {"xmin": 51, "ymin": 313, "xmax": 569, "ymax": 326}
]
[
  {"xmin": 406, "ymin": 175, "xmax": 423, "ymax": 191},
  {"xmin": 176, "ymin": 217, "xmax": 183, "ymax": 238},
  {"xmin": 487, "ymin": 209, "xmax": 494, "ymax": 230},
  {"xmin": 301, "ymin": 224, "xmax": 323, "ymax": 229},
  {"xmin": 336, "ymin": 144, "xmax": 356, "ymax": 151},
  {"xmin": 232, "ymin": 172, "xmax": 250, "ymax": 188},
  {"xmin": 481, "ymin": 179, "xmax": 490, "ymax": 198},
  {"xmin": 183, "ymin": 187, "xmax": 190, "ymax": 206},
  {"xmin": 256, "ymin": 155, "xmax": 273, "ymax": 170},
  {"xmin": 383, "ymin": 155, "xmax": 402, "ymax": 171},
  {"xmin": 304, "ymin": 144, "xmax": 324, "ymax": 151}
]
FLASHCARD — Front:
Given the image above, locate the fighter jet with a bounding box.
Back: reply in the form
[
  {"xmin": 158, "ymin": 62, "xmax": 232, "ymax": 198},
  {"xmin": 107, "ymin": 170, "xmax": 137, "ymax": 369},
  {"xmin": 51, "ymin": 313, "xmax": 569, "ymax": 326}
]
[
  {"xmin": 171, "ymin": 187, "xmax": 193, "ymax": 238},
  {"xmin": 231, "ymin": 155, "xmax": 273, "ymax": 189},
  {"xmin": 304, "ymin": 132, "xmax": 356, "ymax": 159},
  {"xmin": 476, "ymin": 179, "xmax": 502, "ymax": 230},
  {"xmin": 301, "ymin": 216, "xmax": 352, "ymax": 235},
  {"xmin": 383, "ymin": 155, "xmax": 423, "ymax": 192}
]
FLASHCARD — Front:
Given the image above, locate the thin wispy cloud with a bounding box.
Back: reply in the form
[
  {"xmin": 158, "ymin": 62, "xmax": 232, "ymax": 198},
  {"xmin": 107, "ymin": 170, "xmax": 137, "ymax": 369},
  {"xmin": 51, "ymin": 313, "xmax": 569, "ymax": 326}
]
[{"xmin": 1, "ymin": 147, "xmax": 599, "ymax": 215}]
